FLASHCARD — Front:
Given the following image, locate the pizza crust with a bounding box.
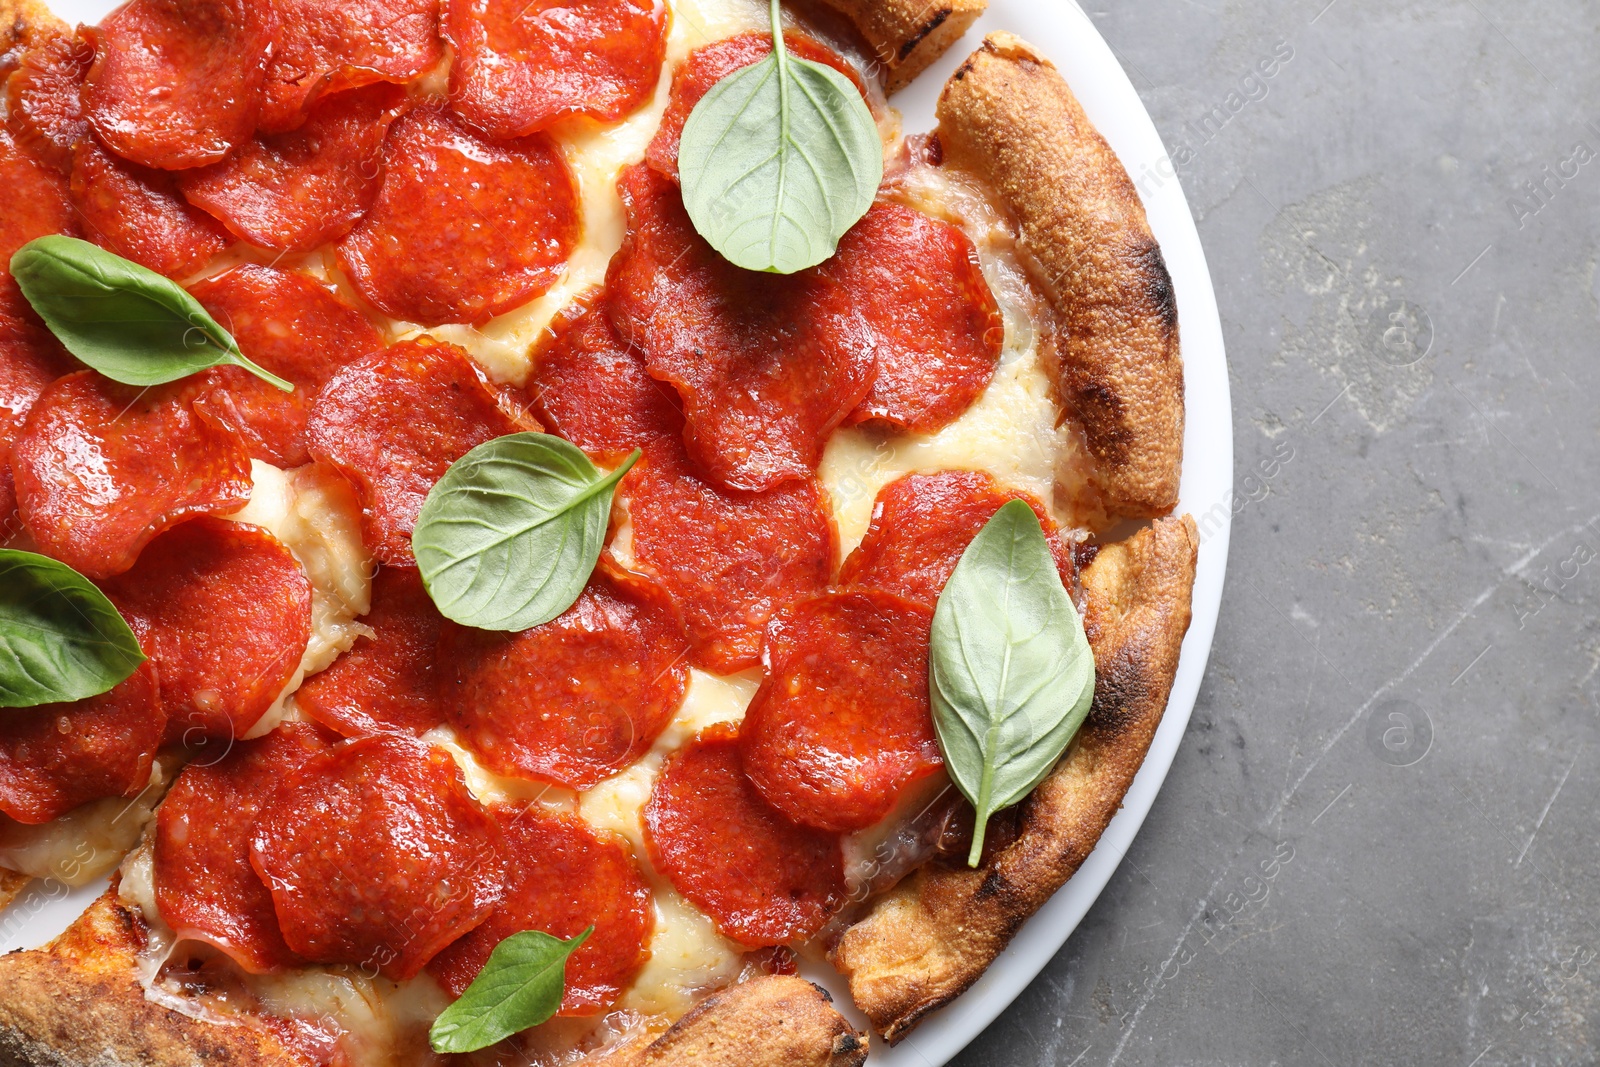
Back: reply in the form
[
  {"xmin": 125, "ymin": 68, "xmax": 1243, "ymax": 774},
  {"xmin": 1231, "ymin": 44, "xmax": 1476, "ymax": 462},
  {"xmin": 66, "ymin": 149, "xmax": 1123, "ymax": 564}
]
[
  {"xmin": 0, "ymin": 868, "xmax": 29, "ymax": 912},
  {"xmin": 813, "ymin": 0, "xmax": 986, "ymax": 92},
  {"xmin": 589, "ymin": 976, "xmax": 867, "ymax": 1067},
  {"xmin": 830, "ymin": 515, "xmax": 1199, "ymax": 1043},
  {"xmin": 0, "ymin": 891, "xmax": 315, "ymax": 1067},
  {"xmin": 0, "ymin": 0, "xmax": 62, "ymax": 59},
  {"xmin": 0, "ymin": 892, "xmax": 867, "ymax": 1067},
  {"xmin": 0, "ymin": 15, "xmax": 1198, "ymax": 1062},
  {"xmin": 935, "ymin": 33, "xmax": 1185, "ymax": 521}
]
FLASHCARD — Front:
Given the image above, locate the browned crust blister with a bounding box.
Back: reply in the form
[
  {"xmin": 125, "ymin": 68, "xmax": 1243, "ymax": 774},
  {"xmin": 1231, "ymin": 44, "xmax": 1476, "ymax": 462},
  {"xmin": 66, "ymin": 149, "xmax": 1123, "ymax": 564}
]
[
  {"xmin": 0, "ymin": 0, "xmax": 62, "ymax": 78},
  {"xmin": 813, "ymin": 0, "xmax": 986, "ymax": 92},
  {"xmin": 832, "ymin": 516, "xmax": 1199, "ymax": 1043},
  {"xmin": 0, "ymin": 870, "xmax": 30, "ymax": 913},
  {"xmin": 590, "ymin": 977, "xmax": 867, "ymax": 1067},
  {"xmin": 0, "ymin": 893, "xmax": 314, "ymax": 1067},
  {"xmin": 936, "ymin": 33, "xmax": 1185, "ymax": 521}
]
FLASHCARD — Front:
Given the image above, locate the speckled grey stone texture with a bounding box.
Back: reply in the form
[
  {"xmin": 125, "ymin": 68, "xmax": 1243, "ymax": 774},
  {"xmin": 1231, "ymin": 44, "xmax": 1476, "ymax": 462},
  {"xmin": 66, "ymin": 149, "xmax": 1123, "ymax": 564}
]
[{"xmin": 948, "ymin": 1, "xmax": 1600, "ymax": 1064}]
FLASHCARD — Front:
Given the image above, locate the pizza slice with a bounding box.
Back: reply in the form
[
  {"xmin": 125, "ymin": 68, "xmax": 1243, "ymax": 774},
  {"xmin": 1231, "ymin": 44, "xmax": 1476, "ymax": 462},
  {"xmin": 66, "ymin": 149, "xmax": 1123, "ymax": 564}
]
[{"xmin": 0, "ymin": 0, "xmax": 1199, "ymax": 1063}]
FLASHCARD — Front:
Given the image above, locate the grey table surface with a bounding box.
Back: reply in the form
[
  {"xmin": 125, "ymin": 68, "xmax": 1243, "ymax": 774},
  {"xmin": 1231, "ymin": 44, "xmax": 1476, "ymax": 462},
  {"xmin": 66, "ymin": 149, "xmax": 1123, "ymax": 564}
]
[{"xmin": 948, "ymin": 1, "xmax": 1600, "ymax": 1065}]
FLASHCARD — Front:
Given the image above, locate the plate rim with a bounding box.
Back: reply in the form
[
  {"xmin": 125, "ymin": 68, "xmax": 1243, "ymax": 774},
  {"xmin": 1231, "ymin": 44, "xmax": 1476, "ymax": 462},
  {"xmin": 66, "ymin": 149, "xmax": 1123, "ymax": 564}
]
[
  {"xmin": 2, "ymin": 1, "xmax": 1233, "ymax": 1062},
  {"xmin": 848, "ymin": 2, "xmax": 1233, "ymax": 1062}
]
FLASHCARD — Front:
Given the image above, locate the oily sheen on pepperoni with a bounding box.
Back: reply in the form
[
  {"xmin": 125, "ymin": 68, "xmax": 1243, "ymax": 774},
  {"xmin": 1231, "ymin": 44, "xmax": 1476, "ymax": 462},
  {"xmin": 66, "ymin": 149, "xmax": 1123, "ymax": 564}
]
[
  {"xmin": 840, "ymin": 470, "xmax": 1077, "ymax": 607},
  {"xmin": 429, "ymin": 806, "xmax": 652, "ymax": 1015},
  {"xmin": 296, "ymin": 568, "xmax": 445, "ymax": 737},
  {"xmin": 441, "ymin": 568, "xmax": 688, "ymax": 790},
  {"xmin": 624, "ymin": 458, "xmax": 836, "ymax": 673},
  {"xmin": 12, "ymin": 372, "xmax": 252, "ymax": 579},
  {"xmin": 0, "ymin": 336, "xmax": 73, "ymax": 523},
  {"xmin": 740, "ymin": 590, "xmax": 941, "ymax": 832},
  {"xmin": 527, "ymin": 298, "xmax": 683, "ymax": 463},
  {"xmin": 5, "ymin": 32, "xmax": 92, "ymax": 172},
  {"xmin": 645, "ymin": 723, "xmax": 845, "ymax": 947},
  {"xmin": 644, "ymin": 31, "xmax": 867, "ymax": 181},
  {"xmin": 258, "ymin": 0, "xmax": 440, "ymax": 134},
  {"xmin": 178, "ymin": 84, "xmax": 410, "ymax": 251},
  {"xmin": 337, "ymin": 107, "xmax": 579, "ymax": 327},
  {"xmin": 153, "ymin": 722, "xmax": 335, "ymax": 973},
  {"xmin": 606, "ymin": 163, "xmax": 877, "ymax": 492},
  {"xmin": 835, "ymin": 204, "xmax": 1002, "ymax": 432},
  {"xmin": 306, "ymin": 338, "xmax": 531, "ymax": 566},
  {"xmin": 190, "ymin": 264, "xmax": 384, "ymax": 468},
  {"xmin": 70, "ymin": 140, "xmax": 230, "ymax": 278},
  {"xmin": 527, "ymin": 306, "xmax": 835, "ymax": 670},
  {"xmin": 103, "ymin": 517, "xmax": 311, "ymax": 743},
  {"xmin": 81, "ymin": 0, "xmax": 274, "ymax": 170},
  {"xmin": 444, "ymin": 0, "xmax": 666, "ymax": 140},
  {"xmin": 249, "ymin": 734, "xmax": 504, "ymax": 980},
  {"xmin": 0, "ymin": 127, "xmax": 76, "ymax": 334},
  {"xmin": 0, "ymin": 656, "xmax": 162, "ymax": 824}
]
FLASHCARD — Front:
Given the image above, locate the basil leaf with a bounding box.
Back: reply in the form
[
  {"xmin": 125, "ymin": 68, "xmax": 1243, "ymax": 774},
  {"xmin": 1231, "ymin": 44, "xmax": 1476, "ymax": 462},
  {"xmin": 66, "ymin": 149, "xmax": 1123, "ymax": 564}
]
[
  {"xmin": 428, "ymin": 927, "xmax": 592, "ymax": 1053},
  {"xmin": 0, "ymin": 549, "xmax": 146, "ymax": 708},
  {"xmin": 929, "ymin": 499, "xmax": 1096, "ymax": 867},
  {"xmin": 10, "ymin": 236, "xmax": 292, "ymax": 392},
  {"xmin": 677, "ymin": 0, "xmax": 882, "ymax": 273},
  {"xmin": 413, "ymin": 433, "xmax": 639, "ymax": 632}
]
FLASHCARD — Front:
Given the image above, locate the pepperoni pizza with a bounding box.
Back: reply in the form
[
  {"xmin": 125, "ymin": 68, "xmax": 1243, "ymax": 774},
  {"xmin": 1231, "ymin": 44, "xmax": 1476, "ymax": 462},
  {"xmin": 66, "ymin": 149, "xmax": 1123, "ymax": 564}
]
[{"xmin": 0, "ymin": 0, "xmax": 1197, "ymax": 1062}]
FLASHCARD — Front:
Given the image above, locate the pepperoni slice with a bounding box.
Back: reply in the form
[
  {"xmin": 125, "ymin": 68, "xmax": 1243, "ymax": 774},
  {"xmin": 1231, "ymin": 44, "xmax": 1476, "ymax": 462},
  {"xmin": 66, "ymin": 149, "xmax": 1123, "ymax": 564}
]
[
  {"xmin": 740, "ymin": 590, "xmax": 940, "ymax": 832},
  {"xmin": 249, "ymin": 733, "xmax": 505, "ymax": 980},
  {"xmin": 258, "ymin": 0, "xmax": 440, "ymax": 134},
  {"xmin": 189, "ymin": 264, "xmax": 384, "ymax": 468},
  {"xmin": 5, "ymin": 32, "xmax": 92, "ymax": 172},
  {"xmin": 81, "ymin": 0, "xmax": 274, "ymax": 170},
  {"xmin": 428, "ymin": 806, "xmax": 652, "ymax": 1015},
  {"xmin": 153, "ymin": 722, "xmax": 335, "ymax": 972},
  {"xmin": 645, "ymin": 32, "xmax": 867, "ymax": 181},
  {"xmin": 0, "ymin": 336, "xmax": 73, "ymax": 523},
  {"xmin": 69, "ymin": 140, "xmax": 230, "ymax": 278},
  {"xmin": 178, "ymin": 84, "xmax": 410, "ymax": 252},
  {"xmin": 103, "ymin": 517, "xmax": 312, "ymax": 743},
  {"xmin": 838, "ymin": 470, "xmax": 1077, "ymax": 607},
  {"xmin": 441, "ymin": 567, "xmax": 688, "ymax": 790},
  {"xmin": 306, "ymin": 338, "xmax": 532, "ymax": 566},
  {"xmin": 835, "ymin": 204, "xmax": 1002, "ymax": 432},
  {"xmin": 444, "ymin": 0, "xmax": 667, "ymax": 140},
  {"xmin": 337, "ymin": 107, "xmax": 579, "ymax": 327},
  {"xmin": 0, "ymin": 656, "xmax": 162, "ymax": 824},
  {"xmin": 0, "ymin": 127, "xmax": 76, "ymax": 335},
  {"xmin": 12, "ymin": 372, "xmax": 252, "ymax": 579},
  {"xmin": 527, "ymin": 297, "xmax": 682, "ymax": 464},
  {"xmin": 622, "ymin": 457, "xmax": 836, "ymax": 673},
  {"xmin": 644, "ymin": 723, "xmax": 844, "ymax": 946},
  {"xmin": 295, "ymin": 568, "xmax": 445, "ymax": 737},
  {"xmin": 606, "ymin": 163, "xmax": 877, "ymax": 492}
]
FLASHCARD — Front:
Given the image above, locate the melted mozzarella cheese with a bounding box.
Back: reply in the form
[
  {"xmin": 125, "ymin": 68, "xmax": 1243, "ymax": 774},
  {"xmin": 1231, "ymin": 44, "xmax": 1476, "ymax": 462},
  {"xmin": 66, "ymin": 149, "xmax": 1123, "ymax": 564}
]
[
  {"xmin": 578, "ymin": 669, "xmax": 759, "ymax": 1014},
  {"xmin": 0, "ymin": 758, "xmax": 173, "ymax": 885},
  {"xmin": 423, "ymin": 726, "xmax": 579, "ymax": 813},
  {"xmin": 399, "ymin": 0, "xmax": 768, "ymax": 387},
  {"xmin": 62, "ymin": 0, "xmax": 1074, "ymax": 1054},
  {"xmin": 0, "ymin": 461, "xmax": 370, "ymax": 884},
  {"xmin": 226, "ymin": 461, "xmax": 373, "ymax": 738},
  {"xmin": 821, "ymin": 350, "xmax": 1068, "ymax": 558}
]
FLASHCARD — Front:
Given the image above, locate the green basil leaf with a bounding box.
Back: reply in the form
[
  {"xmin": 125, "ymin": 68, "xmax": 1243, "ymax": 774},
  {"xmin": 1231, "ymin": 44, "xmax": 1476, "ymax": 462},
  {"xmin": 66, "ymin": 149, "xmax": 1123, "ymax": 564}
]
[
  {"xmin": 10, "ymin": 236, "xmax": 292, "ymax": 392},
  {"xmin": 677, "ymin": 0, "xmax": 882, "ymax": 273},
  {"xmin": 413, "ymin": 433, "xmax": 639, "ymax": 632},
  {"xmin": 0, "ymin": 549, "xmax": 146, "ymax": 708},
  {"xmin": 428, "ymin": 927, "xmax": 591, "ymax": 1053},
  {"xmin": 929, "ymin": 499, "xmax": 1096, "ymax": 867}
]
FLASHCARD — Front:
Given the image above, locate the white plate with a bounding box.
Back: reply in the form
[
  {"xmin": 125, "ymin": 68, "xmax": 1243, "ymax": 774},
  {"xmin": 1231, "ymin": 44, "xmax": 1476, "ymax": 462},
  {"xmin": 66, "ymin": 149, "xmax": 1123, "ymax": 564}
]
[{"xmin": 4, "ymin": 1, "xmax": 1231, "ymax": 1062}]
